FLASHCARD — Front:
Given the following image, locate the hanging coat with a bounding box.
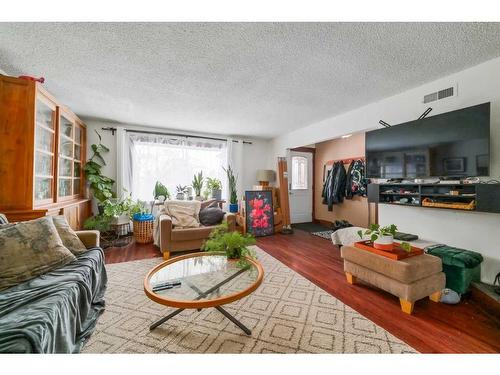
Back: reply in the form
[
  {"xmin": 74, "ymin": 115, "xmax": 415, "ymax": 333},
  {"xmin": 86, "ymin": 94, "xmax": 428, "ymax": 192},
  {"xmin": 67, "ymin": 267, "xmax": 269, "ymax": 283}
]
[
  {"xmin": 345, "ymin": 159, "xmax": 367, "ymax": 199},
  {"xmin": 322, "ymin": 165, "xmax": 336, "ymax": 206},
  {"xmin": 331, "ymin": 161, "xmax": 347, "ymax": 207},
  {"xmin": 321, "ymin": 162, "xmax": 347, "ymax": 211}
]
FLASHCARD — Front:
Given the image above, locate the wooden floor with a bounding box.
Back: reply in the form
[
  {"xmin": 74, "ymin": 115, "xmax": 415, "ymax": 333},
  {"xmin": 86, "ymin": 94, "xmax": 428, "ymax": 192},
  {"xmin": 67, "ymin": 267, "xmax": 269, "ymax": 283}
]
[{"xmin": 104, "ymin": 230, "xmax": 500, "ymax": 353}]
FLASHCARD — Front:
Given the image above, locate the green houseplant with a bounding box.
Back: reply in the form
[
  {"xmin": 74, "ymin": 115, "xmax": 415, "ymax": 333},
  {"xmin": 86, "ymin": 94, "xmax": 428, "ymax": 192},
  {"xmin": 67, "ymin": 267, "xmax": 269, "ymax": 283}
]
[
  {"xmin": 223, "ymin": 166, "xmax": 238, "ymax": 213},
  {"xmin": 358, "ymin": 224, "xmax": 411, "ymax": 252},
  {"xmin": 84, "ymin": 195, "xmax": 146, "ymax": 233},
  {"xmin": 153, "ymin": 181, "xmax": 170, "ymax": 201},
  {"xmin": 192, "ymin": 171, "xmax": 204, "ymax": 200},
  {"xmin": 84, "ymin": 130, "xmax": 115, "ymax": 204},
  {"xmin": 206, "ymin": 177, "xmax": 222, "ymax": 200},
  {"xmin": 202, "ymin": 223, "xmax": 257, "ymax": 266}
]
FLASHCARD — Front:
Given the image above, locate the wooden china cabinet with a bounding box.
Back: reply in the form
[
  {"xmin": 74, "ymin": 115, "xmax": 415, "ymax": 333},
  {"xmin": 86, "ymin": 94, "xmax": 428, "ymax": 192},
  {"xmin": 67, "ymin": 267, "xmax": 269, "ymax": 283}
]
[{"xmin": 0, "ymin": 75, "xmax": 91, "ymax": 229}]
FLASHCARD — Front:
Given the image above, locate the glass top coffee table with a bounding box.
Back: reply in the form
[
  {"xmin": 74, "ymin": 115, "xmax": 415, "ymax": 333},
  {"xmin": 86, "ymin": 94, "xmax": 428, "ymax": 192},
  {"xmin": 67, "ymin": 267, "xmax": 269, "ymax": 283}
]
[{"xmin": 144, "ymin": 252, "xmax": 264, "ymax": 335}]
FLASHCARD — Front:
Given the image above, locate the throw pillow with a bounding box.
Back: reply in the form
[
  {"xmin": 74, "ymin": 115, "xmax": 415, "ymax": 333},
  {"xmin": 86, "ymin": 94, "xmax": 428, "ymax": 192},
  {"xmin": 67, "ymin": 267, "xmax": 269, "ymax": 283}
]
[
  {"xmin": 0, "ymin": 216, "xmax": 76, "ymax": 291},
  {"xmin": 199, "ymin": 207, "xmax": 225, "ymax": 226},
  {"xmin": 164, "ymin": 200, "xmax": 201, "ymax": 228},
  {"xmin": 52, "ymin": 215, "xmax": 88, "ymax": 255}
]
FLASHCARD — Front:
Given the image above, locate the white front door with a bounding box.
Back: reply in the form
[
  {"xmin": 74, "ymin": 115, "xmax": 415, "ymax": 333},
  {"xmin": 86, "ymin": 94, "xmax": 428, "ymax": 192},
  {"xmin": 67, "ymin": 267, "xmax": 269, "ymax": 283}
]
[{"xmin": 288, "ymin": 150, "xmax": 313, "ymax": 224}]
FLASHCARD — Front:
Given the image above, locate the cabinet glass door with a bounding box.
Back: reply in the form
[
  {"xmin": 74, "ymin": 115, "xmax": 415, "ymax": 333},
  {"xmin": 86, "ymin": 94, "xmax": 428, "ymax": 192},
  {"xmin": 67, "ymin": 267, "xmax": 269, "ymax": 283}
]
[
  {"xmin": 58, "ymin": 115, "xmax": 74, "ymax": 198},
  {"xmin": 58, "ymin": 117, "xmax": 84, "ymax": 199},
  {"xmin": 72, "ymin": 124, "xmax": 84, "ymax": 197},
  {"xmin": 34, "ymin": 99, "xmax": 56, "ymax": 204}
]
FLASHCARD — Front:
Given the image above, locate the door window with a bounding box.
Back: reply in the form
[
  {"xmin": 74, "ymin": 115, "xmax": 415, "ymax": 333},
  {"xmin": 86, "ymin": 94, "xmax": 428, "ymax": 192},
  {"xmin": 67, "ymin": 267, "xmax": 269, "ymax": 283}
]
[{"xmin": 291, "ymin": 156, "xmax": 308, "ymax": 190}]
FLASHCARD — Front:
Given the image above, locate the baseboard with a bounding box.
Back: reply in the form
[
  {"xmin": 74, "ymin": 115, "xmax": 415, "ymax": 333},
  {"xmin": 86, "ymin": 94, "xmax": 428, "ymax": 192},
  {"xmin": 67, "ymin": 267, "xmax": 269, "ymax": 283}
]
[
  {"xmin": 470, "ymin": 282, "xmax": 500, "ymax": 317},
  {"xmin": 314, "ymin": 219, "xmax": 333, "ymax": 227}
]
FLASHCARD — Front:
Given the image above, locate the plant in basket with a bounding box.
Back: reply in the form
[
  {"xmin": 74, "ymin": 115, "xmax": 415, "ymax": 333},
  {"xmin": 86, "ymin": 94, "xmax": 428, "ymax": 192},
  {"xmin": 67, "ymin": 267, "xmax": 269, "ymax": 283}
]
[{"xmin": 358, "ymin": 224, "xmax": 411, "ymax": 252}]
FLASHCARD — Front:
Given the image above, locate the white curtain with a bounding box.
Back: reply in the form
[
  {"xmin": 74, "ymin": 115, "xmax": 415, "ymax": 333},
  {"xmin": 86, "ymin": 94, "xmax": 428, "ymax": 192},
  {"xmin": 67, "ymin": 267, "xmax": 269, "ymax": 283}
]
[
  {"xmin": 116, "ymin": 127, "xmax": 133, "ymax": 198},
  {"xmin": 128, "ymin": 132, "xmax": 228, "ymax": 202}
]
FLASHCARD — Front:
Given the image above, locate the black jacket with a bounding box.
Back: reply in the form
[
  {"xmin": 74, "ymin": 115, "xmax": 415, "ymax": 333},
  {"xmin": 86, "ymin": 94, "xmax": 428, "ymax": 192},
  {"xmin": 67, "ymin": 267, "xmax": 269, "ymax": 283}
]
[{"xmin": 322, "ymin": 161, "xmax": 347, "ymax": 211}]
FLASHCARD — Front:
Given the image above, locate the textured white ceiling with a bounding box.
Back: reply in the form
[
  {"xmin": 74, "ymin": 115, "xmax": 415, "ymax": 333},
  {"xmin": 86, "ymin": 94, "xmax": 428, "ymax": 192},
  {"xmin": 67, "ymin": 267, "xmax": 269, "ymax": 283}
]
[{"xmin": 1, "ymin": 23, "xmax": 500, "ymax": 138}]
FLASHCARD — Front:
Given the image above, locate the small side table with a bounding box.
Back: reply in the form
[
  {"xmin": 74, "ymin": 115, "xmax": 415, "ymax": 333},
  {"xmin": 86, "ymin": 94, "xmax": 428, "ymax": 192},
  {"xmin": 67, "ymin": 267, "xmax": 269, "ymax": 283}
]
[{"xmin": 235, "ymin": 213, "xmax": 246, "ymax": 234}]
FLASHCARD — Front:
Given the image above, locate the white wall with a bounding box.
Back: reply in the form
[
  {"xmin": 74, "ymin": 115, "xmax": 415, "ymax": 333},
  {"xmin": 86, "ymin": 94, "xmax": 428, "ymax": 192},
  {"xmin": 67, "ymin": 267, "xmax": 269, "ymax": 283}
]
[
  {"xmin": 270, "ymin": 56, "xmax": 500, "ymax": 284},
  {"xmin": 84, "ymin": 119, "xmax": 272, "ymax": 201}
]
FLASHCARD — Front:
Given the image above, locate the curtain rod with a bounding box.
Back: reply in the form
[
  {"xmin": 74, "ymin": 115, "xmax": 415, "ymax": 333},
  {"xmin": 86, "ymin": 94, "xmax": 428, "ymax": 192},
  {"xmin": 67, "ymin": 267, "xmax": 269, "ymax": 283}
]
[{"xmin": 101, "ymin": 127, "xmax": 252, "ymax": 144}]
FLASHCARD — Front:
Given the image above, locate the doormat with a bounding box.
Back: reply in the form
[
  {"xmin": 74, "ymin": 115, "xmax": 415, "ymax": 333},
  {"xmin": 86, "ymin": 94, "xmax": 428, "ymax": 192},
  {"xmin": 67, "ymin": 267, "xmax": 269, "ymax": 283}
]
[
  {"xmin": 311, "ymin": 230, "xmax": 334, "ymax": 240},
  {"xmin": 292, "ymin": 222, "xmax": 330, "ymax": 233}
]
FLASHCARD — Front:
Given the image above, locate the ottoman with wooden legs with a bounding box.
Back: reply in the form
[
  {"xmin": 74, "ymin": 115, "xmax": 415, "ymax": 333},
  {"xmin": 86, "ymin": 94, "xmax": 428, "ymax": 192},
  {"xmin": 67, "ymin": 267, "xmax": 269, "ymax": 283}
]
[{"xmin": 340, "ymin": 245, "xmax": 445, "ymax": 314}]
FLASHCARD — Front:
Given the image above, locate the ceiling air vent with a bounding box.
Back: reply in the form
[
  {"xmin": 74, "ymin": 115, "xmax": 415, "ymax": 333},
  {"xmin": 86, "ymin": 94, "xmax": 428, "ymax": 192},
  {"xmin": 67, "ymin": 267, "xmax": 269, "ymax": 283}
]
[{"xmin": 423, "ymin": 85, "xmax": 456, "ymax": 103}]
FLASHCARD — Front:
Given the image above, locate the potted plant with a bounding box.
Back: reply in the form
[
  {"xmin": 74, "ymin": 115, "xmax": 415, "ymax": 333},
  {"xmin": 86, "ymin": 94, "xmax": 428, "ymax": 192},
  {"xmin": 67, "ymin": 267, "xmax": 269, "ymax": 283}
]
[
  {"xmin": 153, "ymin": 181, "xmax": 170, "ymax": 202},
  {"xmin": 83, "ymin": 214, "xmax": 113, "ymax": 233},
  {"xmin": 206, "ymin": 177, "xmax": 222, "ymax": 200},
  {"xmin": 175, "ymin": 185, "xmax": 187, "ymax": 200},
  {"xmin": 202, "ymin": 223, "xmax": 257, "ymax": 266},
  {"xmin": 358, "ymin": 224, "xmax": 411, "ymax": 252},
  {"xmin": 186, "ymin": 186, "xmax": 194, "ymax": 200},
  {"xmin": 202, "ymin": 188, "xmax": 210, "ymax": 200},
  {"xmin": 223, "ymin": 165, "xmax": 238, "ymax": 213},
  {"xmin": 84, "ymin": 131, "xmax": 116, "ymax": 212},
  {"xmin": 192, "ymin": 171, "xmax": 204, "ymax": 201}
]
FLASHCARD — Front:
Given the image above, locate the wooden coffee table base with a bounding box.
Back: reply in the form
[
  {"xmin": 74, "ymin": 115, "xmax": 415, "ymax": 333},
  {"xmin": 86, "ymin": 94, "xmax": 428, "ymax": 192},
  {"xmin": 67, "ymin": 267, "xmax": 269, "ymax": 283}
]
[{"xmin": 150, "ymin": 306, "xmax": 251, "ymax": 335}]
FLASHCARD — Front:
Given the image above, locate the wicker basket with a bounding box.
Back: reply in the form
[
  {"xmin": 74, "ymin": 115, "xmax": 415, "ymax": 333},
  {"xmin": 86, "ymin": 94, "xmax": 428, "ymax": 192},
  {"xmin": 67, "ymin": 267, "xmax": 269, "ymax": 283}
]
[
  {"xmin": 133, "ymin": 219, "xmax": 154, "ymax": 244},
  {"xmin": 422, "ymin": 198, "xmax": 476, "ymax": 211}
]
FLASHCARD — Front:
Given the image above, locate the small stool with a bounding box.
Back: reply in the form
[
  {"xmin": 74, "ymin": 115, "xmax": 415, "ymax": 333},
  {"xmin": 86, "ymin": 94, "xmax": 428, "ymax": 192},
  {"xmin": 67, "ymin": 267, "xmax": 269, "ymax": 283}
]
[
  {"xmin": 425, "ymin": 245, "xmax": 483, "ymax": 294},
  {"xmin": 341, "ymin": 245, "xmax": 445, "ymax": 314}
]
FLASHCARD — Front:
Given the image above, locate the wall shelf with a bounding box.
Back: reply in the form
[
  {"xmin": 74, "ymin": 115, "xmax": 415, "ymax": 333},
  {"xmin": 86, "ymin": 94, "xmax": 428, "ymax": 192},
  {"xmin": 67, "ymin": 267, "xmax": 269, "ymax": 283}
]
[{"xmin": 368, "ymin": 183, "xmax": 500, "ymax": 214}]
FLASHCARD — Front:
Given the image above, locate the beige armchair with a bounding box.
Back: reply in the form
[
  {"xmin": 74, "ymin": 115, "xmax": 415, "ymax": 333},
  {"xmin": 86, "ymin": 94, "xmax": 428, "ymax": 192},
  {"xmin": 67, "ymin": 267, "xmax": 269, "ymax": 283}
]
[
  {"xmin": 157, "ymin": 200, "xmax": 236, "ymax": 259},
  {"xmin": 76, "ymin": 230, "xmax": 100, "ymax": 248}
]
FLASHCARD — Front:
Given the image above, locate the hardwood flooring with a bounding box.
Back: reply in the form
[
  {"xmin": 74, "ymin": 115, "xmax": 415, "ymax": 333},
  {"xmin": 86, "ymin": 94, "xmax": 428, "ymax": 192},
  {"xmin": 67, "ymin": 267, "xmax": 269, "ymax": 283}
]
[{"xmin": 104, "ymin": 230, "xmax": 500, "ymax": 353}]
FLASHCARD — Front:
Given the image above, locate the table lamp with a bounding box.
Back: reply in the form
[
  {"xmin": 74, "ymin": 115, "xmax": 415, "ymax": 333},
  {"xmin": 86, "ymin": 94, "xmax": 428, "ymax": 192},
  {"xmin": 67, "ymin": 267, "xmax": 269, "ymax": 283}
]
[{"xmin": 256, "ymin": 169, "xmax": 276, "ymax": 187}]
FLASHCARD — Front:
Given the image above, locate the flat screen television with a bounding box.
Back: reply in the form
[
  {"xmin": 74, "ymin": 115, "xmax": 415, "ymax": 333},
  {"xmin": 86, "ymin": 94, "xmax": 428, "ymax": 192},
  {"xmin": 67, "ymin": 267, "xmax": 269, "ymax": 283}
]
[{"xmin": 365, "ymin": 102, "xmax": 490, "ymax": 179}]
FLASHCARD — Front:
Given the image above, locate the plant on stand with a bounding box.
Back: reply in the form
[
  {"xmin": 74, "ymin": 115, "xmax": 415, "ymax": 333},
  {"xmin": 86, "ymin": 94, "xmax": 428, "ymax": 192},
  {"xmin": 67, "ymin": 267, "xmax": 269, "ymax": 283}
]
[
  {"xmin": 84, "ymin": 195, "xmax": 148, "ymax": 245},
  {"xmin": 206, "ymin": 177, "xmax": 222, "ymax": 200},
  {"xmin": 192, "ymin": 171, "xmax": 204, "ymax": 201},
  {"xmin": 223, "ymin": 166, "xmax": 238, "ymax": 213},
  {"xmin": 358, "ymin": 224, "xmax": 411, "ymax": 252},
  {"xmin": 202, "ymin": 222, "xmax": 257, "ymax": 267}
]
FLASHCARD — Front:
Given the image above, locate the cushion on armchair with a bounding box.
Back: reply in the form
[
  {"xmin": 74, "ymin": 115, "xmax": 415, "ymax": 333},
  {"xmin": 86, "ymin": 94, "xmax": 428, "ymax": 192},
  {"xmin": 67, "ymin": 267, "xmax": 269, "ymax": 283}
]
[
  {"xmin": 52, "ymin": 215, "xmax": 88, "ymax": 255},
  {"xmin": 199, "ymin": 206, "xmax": 225, "ymax": 226},
  {"xmin": 164, "ymin": 200, "xmax": 201, "ymax": 228},
  {"xmin": 0, "ymin": 216, "xmax": 76, "ymax": 291}
]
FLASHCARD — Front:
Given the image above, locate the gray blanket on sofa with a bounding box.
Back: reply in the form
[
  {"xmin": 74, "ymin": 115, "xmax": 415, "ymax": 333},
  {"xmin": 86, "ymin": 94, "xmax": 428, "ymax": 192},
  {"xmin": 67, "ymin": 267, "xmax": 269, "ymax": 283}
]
[{"xmin": 0, "ymin": 248, "xmax": 107, "ymax": 353}]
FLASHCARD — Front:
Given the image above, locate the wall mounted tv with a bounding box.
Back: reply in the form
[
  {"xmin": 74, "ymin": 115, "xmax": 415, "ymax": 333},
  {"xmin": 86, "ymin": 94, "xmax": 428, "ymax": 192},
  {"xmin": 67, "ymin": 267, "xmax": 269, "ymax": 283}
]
[{"xmin": 365, "ymin": 102, "xmax": 490, "ymax": 179}]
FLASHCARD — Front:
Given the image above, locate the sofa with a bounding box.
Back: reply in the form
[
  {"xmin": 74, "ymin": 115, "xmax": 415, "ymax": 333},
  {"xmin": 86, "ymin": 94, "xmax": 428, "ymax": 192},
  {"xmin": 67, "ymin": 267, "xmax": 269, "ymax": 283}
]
[
  {"xmin": 0, "ymin": 229, "xmax": 107, "ymax": 353},
  {"xmin": 156, "ymin": 199, "xmax": 236, "ymax": 259}
]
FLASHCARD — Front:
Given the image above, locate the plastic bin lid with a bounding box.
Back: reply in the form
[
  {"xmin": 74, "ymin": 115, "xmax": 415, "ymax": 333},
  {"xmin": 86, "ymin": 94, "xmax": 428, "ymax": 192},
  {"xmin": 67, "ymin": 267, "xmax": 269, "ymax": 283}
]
[{"xmin": 133, "ymin": 213, "xmax": 154, "ymax": 221}]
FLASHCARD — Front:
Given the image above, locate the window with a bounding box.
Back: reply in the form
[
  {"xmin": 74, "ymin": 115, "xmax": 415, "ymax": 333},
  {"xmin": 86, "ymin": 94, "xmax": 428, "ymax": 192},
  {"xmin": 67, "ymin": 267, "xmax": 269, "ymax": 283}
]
[
  {"xmin": 130, "ymin": 133, "xmax": 227, "ymax": 201},
  {"xmin": 291, "ymin": 156, "xmax": 308, "ymax": 190}
]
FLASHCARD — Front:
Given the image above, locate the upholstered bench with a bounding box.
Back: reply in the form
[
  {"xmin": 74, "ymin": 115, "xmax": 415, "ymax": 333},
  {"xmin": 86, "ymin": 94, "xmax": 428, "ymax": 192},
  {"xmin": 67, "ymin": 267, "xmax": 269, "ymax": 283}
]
[{"xmin": 341, "ymin": 245, "xmax": 446, "ymax": 314}]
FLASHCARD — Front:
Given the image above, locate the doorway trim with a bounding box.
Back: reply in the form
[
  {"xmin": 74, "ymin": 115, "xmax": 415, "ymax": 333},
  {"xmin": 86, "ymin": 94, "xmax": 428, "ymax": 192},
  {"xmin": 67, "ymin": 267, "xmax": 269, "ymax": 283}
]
[{"xmin": 290, "ymin": 146, "xmax": 316, "ymax": 222}]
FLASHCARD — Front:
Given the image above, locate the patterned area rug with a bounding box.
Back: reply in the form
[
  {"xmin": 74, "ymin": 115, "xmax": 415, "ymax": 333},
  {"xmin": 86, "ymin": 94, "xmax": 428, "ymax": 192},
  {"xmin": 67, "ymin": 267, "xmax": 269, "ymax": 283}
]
[
  {"xmin": 311, "ymin": 230, "xmax": 334, "ymax": 240},
  {"xmin": 82, "ymin": 247, "xmax": 416, "ymax": 353}
]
